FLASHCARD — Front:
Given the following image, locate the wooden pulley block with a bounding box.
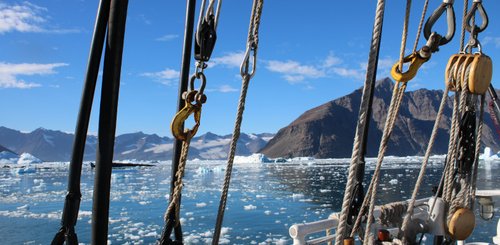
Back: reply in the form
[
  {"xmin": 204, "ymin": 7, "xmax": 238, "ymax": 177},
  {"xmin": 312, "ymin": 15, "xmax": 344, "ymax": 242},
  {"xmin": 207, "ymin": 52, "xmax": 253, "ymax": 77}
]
[
  {"xmin": 448, "ymin": 208, "xmax": 475, "ymax": 241},
  {"xmin": 467, "ymin": 54, "xmax": 492, "ymax": 94},
  {"xmin": 459, "ymin": 55, "xmax": 476, "ymax": 91},
  {"xmin": 343, "ymin": 237, "xmax": 354, "ymax": 245},
  {"xmin": 445, "ymin": 54, "xmax": 460, "ymax": 90},
  {"xmin": 445, "ymin": 54, "xmax": 473, "ymax": 91}
]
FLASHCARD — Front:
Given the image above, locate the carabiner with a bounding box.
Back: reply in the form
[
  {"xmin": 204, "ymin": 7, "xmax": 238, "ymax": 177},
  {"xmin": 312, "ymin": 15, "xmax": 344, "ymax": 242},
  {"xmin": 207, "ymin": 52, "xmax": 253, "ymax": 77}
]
[
  {"xmin": 465, "ymin": 0, "xmax": 489, "ymax": 34},
  {"xmin": 171, "ymin": 91, "xmax": 202, "ymax": 141},
  {"xmin": 424, "ymin": 0, "xmax": 456, "ymax": 47},
  {"xmin": 391, "ymin": 52, "xmax": 430, "ymax": 83},
  {"xmin": 240, "ymin": 42, "xmax": 257, "ymax": 78}
]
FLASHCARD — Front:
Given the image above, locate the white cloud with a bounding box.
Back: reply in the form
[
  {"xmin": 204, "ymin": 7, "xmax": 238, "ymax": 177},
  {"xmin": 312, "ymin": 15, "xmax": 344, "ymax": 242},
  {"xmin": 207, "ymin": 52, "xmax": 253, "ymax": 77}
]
[
  {"xmin": 156, "ymin": 34, "xmax": 179, "ymax": 42},
  {"xmin": 207, "ymin": 84, "xmax": 239, "ymax": 93},
  {"xmin": 482, "ymin": 36, "xmax": 500, "ymax": 48},
  {"xmin": 141, "ymin": 68, "xmax": 179, "ymax": 85},
  {"xmin": 266, "ymin": 60, "xmax": 325, "ymax": 83},
  {"xmin": 331, "ymin": 67, "xmax": 365, "ymax": 81},
  {"xmin": 0, "ymin": 2, "xmax": 79, "ymax": 34},
  {"xmin": 210, "ymin": 51, "xmax": 246, "ymax": 68},
  {"xmin": 0, "ymin": 62, "xmax": 68, "ymax": 89},
  {"xmin": 322, "ymin": 54, "xmax": 342, "ymax": 68}
]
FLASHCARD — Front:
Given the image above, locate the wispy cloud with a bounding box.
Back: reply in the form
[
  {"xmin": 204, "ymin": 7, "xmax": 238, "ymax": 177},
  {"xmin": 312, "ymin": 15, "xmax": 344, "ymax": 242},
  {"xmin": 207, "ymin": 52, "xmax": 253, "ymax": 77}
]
[
  {"xmin": 266, "ymin": 53, "xmax": 370, "ymax": 83},
  {"xmin": 266, "ymin": 60, "xmax": 325, "ymax": 83},
  {"xmin": 207, "ymin": 84, "xmax": 239, "ymax": 93},
  {"xmin": 0, "ymin": 62, "xmax": 68, "ymax": 89},
  {"xmin": 141, "ymin": 68, "xmax": 179, "ymax": 85},
  {"xmin": 482, "ymin": 36, "xmax": 500, "ymax": 48},
  {"xmin": 156, "ymin": 34, "xmax": 179, "ymax": 42},
  {"xmin": 210, "ymin": 51, "xmax": 245, "ymax": 68},
  {"xmin": 0, "ymin": 2, "xmax": 79, "ymax": 34}
]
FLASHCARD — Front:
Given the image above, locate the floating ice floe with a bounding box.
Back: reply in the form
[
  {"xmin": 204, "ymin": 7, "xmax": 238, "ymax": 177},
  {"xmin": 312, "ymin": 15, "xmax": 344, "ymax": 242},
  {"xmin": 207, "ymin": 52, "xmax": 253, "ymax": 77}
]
[
  {"xmin": 234, "ymin": 153, "xmax": 271, "ymax": 164},
  {"xmin": 17, "ymin": 153, "xmax": 43, "ymax": 165},
  {"xmin": 479, "ymin": 147, "xmax": 500, "ymax": 161}
]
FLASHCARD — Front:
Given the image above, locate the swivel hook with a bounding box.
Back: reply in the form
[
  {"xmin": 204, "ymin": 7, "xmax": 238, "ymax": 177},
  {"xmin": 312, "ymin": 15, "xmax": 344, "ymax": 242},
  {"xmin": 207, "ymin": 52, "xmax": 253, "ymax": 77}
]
[
  {"xmin": 391, "ymin": 51, "xmax": 430, "ymax": 83},
  {"xmin": 171, "ymin": 90, "xmax": 202, "ymax": 141}
]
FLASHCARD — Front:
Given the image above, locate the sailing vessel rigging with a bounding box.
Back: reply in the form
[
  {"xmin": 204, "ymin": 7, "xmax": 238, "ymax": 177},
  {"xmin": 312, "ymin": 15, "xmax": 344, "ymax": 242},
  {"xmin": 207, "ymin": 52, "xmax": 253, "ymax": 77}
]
[{"xmin": 45, "ymin": 0, "xmax": 500, "ymax": 244}]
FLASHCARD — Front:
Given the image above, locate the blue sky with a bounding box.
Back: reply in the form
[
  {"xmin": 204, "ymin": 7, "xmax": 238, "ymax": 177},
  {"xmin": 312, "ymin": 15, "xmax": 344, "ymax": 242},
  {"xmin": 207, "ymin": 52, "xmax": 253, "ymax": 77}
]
[{"xmin": 1, "ymin": 1, "xmax": 499, "ymax": 137}]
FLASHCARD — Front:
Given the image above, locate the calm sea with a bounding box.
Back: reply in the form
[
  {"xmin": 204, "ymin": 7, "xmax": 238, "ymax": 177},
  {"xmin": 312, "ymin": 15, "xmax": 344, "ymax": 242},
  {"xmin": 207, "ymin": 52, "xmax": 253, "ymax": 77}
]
[{"xmin": 1, "ymin": 158, "xmax": 499, "ymax": 244}]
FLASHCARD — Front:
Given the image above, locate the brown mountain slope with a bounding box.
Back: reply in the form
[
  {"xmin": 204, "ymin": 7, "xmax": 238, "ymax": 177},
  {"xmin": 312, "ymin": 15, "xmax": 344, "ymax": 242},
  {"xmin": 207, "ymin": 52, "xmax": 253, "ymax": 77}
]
[{"xmin": 260, "ymin": 78, "xmax": 500, "ymax": 158}]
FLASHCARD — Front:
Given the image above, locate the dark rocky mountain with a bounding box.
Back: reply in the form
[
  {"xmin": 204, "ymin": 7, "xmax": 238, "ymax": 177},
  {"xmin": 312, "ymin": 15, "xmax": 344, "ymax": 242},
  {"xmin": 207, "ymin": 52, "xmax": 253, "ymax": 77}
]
[
  {"xmin": 0, "ymin": 126, "xmax": 273, "ymax": 161},
  {"xmin": 260, "ymin": 78, "xmax": 500, "ymax": 158},
  {"xmin": 0, "ymin": 144, "xmax": 16, "ymax": 154}
]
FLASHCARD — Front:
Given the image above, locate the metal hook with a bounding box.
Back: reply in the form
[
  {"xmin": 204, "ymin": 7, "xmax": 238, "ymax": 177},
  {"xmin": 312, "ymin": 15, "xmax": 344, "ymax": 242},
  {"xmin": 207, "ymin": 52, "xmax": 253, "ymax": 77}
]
[
  {"xmin": 465, "ymin": 0, "xmax": 488, "ymax": 34},
  {"xmin": 391, "ymin": 52, "xmax": 431, "ymax": 83},
  {"xmin": 240, "ymin": 42, "xmax": 258, "ymax": 78},
  {"xmin": 424, "ymin": 1, "xmax": 456, "ymax": 47},
  {"xmin": 171, "ymin": 91, "xmax": 202, "ymax": 141}
]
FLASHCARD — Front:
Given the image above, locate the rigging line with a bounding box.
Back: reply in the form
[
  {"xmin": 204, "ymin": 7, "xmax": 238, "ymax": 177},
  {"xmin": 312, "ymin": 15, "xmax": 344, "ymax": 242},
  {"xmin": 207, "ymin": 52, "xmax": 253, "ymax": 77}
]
[
  {"xmin": 460, "ymin": 0, "xmax": 469, "ymax": 51},
  {"xmin": 168, "ymin": 0, "xmax": 197, "ymax": 241},
  {"xmin": 412, "ymin": 0, "xmax": 430, "ymax": 53},
  {"xmin": 51, "ymin": 0, "xmax": 111, "ymax": 244},
  {"xmin": 363, "ymin": 82, "xmax": 408, "ymax": 244},
  {"xmin": 470, "ymin": 94, "xmax": 485, "ymax": 207},
  {"xmin": 334, "ymin": 0, "xmax": 386, "ymax": 243},
  {"xmin": 362, "ymin": 0, "xmax": 413, "ymax": 242},
  {"xmin": 212, "ymin": 1, "xmax": 263, "ymax": 244},
  {"xmin": 401, "ymin": 85, "xmax": 450, "ymax": 239},
  {"xmin": 91, "ymin": 0, "xmax": 129, "ymax": 244},
  {"xmin": 398, "ymin": 0, "xmax": 413, "ymax": 71}
]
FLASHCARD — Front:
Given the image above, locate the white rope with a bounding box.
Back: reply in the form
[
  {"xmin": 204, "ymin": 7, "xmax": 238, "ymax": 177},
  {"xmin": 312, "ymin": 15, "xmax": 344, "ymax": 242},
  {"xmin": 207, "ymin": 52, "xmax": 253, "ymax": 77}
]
[
  {"xmin": 401, "ymin": 85, "xmax": 450, "ymax": 240},
  {"xmin": 335, "ymin": 0, "xmax": 386, "ymax": 243},
  {"xmin": 212, "ymin": 1, "xmax": 263, "ymax": 244}
]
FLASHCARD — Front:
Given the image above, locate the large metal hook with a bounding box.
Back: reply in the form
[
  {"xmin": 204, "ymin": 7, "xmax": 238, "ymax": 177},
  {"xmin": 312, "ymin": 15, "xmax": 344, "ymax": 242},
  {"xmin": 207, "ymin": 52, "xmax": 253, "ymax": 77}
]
[
  {"xmin": 424, "ymin": 0, "xmax": 456, "ymax": 47},
  {"xmin": 391, "ymin": 52, "xmax": 430, "ymax": 83},
  {"xmin": 171, "ymin": 91, "xmax": 202, "ymax": 141}
]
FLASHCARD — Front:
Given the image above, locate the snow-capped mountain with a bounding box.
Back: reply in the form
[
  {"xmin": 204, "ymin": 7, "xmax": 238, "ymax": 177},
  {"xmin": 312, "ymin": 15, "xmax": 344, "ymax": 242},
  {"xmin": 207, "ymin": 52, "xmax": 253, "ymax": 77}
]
[{"xmin": 0, "ymin": 126, "xmax": 274, "ymax": 161}]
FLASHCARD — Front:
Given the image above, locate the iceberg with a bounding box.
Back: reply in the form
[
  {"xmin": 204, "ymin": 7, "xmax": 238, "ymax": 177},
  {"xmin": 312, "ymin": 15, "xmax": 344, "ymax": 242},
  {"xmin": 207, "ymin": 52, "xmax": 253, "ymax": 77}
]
[
  {"xmin": 480, "ymin": 147, "xmax": 500, "ymax": 161},
  {"xmin": 17, "ymin": 153, "xmax": 43, "ymax": 165},
  {"xmin": 234, "ymin": 153, "xmax": 272, "ymax": 164}
]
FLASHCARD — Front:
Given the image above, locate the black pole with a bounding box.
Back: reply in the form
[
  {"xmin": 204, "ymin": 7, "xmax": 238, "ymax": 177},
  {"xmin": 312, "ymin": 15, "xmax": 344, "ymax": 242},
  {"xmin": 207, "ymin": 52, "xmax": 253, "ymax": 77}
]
[
  {"xmin": 51, "ymin": 1, "xmax": 110, "ymax": 244},
  {"xmin": 91, "ymin": 0, "xmax": 129, "ymax": 244},
  {"xmin": 160, "ymin": 0, "xmax": 197, "ymax": 243}
]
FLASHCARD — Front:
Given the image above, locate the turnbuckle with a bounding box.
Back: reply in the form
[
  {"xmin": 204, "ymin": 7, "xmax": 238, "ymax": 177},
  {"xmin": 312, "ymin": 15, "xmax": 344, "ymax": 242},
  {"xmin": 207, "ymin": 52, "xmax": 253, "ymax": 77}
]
[
  {"xmin": 391, "ymin": 50, "xmax": 430, "ymax": 83},
  {"xmin": 424, "ymin": 0, "xmax": 456, "ymax": 49}
]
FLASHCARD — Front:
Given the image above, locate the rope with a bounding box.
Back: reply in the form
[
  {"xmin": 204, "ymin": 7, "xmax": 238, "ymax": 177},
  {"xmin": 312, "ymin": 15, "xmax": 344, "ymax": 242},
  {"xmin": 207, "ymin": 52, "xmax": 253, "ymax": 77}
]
[
  {"xmin": 165, "ymin": 139, "xmax": 191, "ymax": 226},
  {"xmin": 212, "ymin": 1, "xmax": 263, "ymax": 244},
  {"xmin": 412, "ymin": 0, "xmax": 430, "ymax": 53},
  {"xmin": 398, "ymin": 0, "xmax": 413, "ymax": 71},
  {"xmin": 470, "ymin": 95, "xmax": 485, "ymax": 206},
  {"xmin": 444, "ymin": 94, "xmax": 460, "ymax": 202},
  {"xmin": 459, "ymin": 0, "xmax": 469, "ymax": 51},
  {"xmin": 401, "ymin": 85, "xmax": 450, "ymax": 239},
  {"xmin": 362, "ymin": 1, "xmax": 413, "ymax": 242},
  {"xmin": 335, "ymin": 0, "xmax": 386, "ymax": 243}
]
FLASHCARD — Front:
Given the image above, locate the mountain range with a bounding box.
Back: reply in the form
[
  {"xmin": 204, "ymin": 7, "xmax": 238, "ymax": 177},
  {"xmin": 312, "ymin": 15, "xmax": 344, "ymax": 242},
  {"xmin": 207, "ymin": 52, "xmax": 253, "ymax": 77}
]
[
  {"xmin": 261, "ymin": 78, "xmax": 500, "ymax": 158},
  {"xmin": 2, "ymin": 78, "xmax": 499, "ymax": 161},
  {"xmin": 0, "ymin": 126, "xmax": 273, "ymax": 162}
]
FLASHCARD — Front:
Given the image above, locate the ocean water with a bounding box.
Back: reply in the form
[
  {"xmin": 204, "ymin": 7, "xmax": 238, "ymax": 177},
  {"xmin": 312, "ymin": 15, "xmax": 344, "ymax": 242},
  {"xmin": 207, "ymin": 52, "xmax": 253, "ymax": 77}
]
[{"xmin": 0, "ymin": 158, "xmax": 499, "ymax": 244}]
